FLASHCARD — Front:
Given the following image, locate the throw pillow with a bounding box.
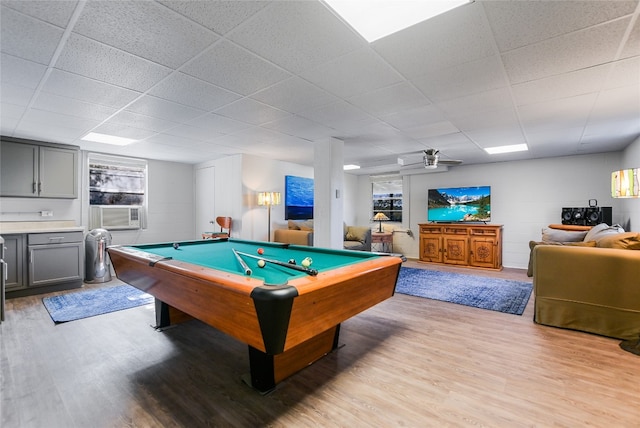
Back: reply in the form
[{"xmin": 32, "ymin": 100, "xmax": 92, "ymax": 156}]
[
  {"xmin": 527, "ymin": 240, "xmax": 597, "ymax": 277},
  {"xmin": 299, "ymin": 220, "xmax": 314, "ymax": 231},
  {"xmin": 584, "ymin": 223, "xmax": 625, "ymax": 242},
  {"xmin": 541, "ymin": 228, "xmax": 588, "ymax": 243},
  {"xmin": 345, "ymin": 226, "xmax": 369, "ymax": 242},
  {"xmin": 288, "ymin": 220, "xmax": 300, "ymax": 230},
  {"xmin": 595, "ymin": 232, "xmax": 640, "ymax": 250}
]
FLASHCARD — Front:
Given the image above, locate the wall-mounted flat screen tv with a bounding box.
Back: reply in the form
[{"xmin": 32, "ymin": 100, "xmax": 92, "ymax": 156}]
[
  {"xmin": 427, "ymin": 186, "xmax": 491, "ymax": 222},
  {"xmin": 285, "ymin": 175, "xmax": 314, "ymax": 220}
]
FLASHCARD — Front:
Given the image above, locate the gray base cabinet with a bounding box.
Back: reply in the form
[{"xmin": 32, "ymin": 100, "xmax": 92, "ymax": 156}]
[{"xmin": 4, "ymin": 232, "xmax": 83, "ymax": 297}]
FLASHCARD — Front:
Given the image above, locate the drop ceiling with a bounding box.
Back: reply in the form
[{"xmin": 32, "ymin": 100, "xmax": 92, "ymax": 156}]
[{"xmin": 1, "ymin": 0, "xmax": 639, "ymax": 175}]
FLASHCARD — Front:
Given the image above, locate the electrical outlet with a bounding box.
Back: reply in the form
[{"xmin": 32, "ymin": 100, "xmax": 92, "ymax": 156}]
[{"xmin": 40, "ymin": 210, "xmax": 53, "ymax": 217}]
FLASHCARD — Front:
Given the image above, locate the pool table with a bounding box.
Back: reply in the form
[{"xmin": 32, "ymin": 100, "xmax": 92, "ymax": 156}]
[{"xmin": 108, "ymin": 238, "xmax": 402, "ymax": 392}]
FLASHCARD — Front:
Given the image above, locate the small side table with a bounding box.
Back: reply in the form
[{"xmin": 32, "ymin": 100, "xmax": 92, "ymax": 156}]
[{"xmin": 372, "ymin": 232, "xmax": 393, "ymax": 253}]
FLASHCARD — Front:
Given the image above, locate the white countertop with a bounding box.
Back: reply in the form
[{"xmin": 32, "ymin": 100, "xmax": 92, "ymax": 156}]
[{"xmin": 0, "ymin": 221, "xmax": 85, "ymax": 235}]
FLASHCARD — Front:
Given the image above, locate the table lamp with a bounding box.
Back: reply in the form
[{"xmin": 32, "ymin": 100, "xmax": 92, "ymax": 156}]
[
  {"xmin": 373, "ymin": 212, "xmax": 389, "ymax": 233},
  {"xmin": 258, "ymin": 191, "xmax": 281, "ymax": 242}
]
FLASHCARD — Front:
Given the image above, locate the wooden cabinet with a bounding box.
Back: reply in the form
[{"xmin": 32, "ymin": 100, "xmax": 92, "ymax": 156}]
[
  {"xmin": 1, "ymin": 137, "xmax": 79, "ymax": 198},
  {"xmin": 419, "ymin": 223, "xmax": 502, "ymax": 270}
]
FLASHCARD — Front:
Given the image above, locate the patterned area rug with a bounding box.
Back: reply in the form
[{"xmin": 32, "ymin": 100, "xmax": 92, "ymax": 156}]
[
  {"xmin": 395, "ymin": 267, "xmax": 533, "ymax": 315},
  {"xmin": 42, "ymin": 285, "xmax": 153, "ymax": 323}
]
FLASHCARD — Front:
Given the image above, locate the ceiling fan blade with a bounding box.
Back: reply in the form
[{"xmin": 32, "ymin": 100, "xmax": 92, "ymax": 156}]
[{"xmin": 438, "ymin": 159, "xmax": 463, "ymax": 165}]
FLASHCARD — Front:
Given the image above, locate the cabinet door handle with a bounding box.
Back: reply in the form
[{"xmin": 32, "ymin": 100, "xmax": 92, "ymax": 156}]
[
  {"xmin": 33, "ymin": 182, "xmax": 37, "ymax": 194},
  {"xmin": 2, "ymin": 261, "xmax": 7, "ymax": 281},
  {"xmin": 38, "ymin": 182, "xmax": 42, "ymax": 193},
  {"xmin": 48, "ymin": 237, "xmax": 65, "ymax": 242}
]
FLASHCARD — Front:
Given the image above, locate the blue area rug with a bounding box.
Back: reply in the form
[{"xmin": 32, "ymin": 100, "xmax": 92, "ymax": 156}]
[
  {"xmin": 42, "ymin": 285, "xmax": 154, "ymax": 323},
  {"xmin": 395, "ymin": 267, "xmax": 532, "ymax": 315}
]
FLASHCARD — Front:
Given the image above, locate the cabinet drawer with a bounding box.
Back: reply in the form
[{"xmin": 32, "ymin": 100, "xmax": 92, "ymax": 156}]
[
  {"xmin": 420, "ymin": 226, "xmax": 442, "ymax": 234},
  {"xmin": 28, "ymin": 231, "xmax": 83, "ymax": 245},
  {"xmin": 443, "ymin": 227, "xmax": 469, "ymax": 235},
  {"xmin": 470, "ymin": 228, "xmax": 497, "ymax": 236}
]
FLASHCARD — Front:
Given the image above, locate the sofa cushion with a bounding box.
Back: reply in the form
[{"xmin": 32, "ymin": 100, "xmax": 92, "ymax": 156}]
[
  {"xmin": 527, "ymin": 240, "xmax": 596, "ymax": 277},
  {"xmin": 541, "ymin": 228, "xmax": 588, "ymax": 243},
  {"xmin": 288, "ymin": 219, "xmax": 314, "ymax": 231},
  {"xmin": 288, "ymin": 220, "xmax": 301, "ymax": 230},
  {"xmin": 584, "ymin": 223, "xmax": 625, "ymax": 242},
  {"xmin": 596, "ymin": 232, "xmax": 640, "ymax": 250},
  {"xmin": 345, "ymin": 226, "xmax": 369, "ymax": 242}
]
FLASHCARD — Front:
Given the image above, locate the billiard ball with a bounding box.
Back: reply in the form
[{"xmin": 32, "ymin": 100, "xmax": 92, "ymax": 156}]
[
  {"xmin": 257, "ymin": 248, "xmax": 264, "ymax": 255},
  {"xmin": 257, "ymin": 259, "xmax": 266, "ymax": 268},
  {"xmin": 301, "ymin": 257, "xmax": 312, "ymax": 267},
  {"xmin": 288, "ymin": 258, "xmax": 296, "ymax": 265},
  {"xmin": 173, "ymin": 243, "xmax": 179, "ymax": 249}
]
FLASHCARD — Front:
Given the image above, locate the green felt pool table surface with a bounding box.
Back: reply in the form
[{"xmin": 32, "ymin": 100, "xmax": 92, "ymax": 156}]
[{"xmin": 132, "ymin": 238, "xmax": 379, "ymax": 285}]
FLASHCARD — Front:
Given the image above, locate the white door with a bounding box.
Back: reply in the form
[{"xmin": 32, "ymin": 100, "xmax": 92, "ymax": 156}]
[{"xmin": 195, "ymin": 166, "xmax": 216, "ymax": 238}]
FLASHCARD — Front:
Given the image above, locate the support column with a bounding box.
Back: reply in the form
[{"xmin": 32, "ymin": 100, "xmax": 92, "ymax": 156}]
[{"xmin": 313, "ymin": 138, "xmax": 344, "ymax": 249}]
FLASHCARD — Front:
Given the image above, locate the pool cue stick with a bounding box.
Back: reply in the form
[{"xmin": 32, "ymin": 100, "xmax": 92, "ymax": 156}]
[
  {"xmin": 235, "ymin": 250, "xmax": 318, "ymax": 276},
  {"xmin": 232, "ymin": 248, "xmax": 252, "ymax": 276}
]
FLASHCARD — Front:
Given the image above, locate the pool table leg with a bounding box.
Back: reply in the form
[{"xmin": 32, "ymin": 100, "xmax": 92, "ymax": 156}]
[
  {"xmin": 153, "ymin": 299, "xmax": 192, "ymax": 330},
  {"xmin": 247, "ymin": 324, "xmax": 341, "ymax": 393}
]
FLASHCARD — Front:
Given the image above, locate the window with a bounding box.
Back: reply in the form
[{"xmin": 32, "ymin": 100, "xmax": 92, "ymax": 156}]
[
  {"xmin": 372, "ymin": 179, "xmax": 402, "ymax": 222},
  {"xmin": 88, "ymin": 154, "xmax": 147, "ymax": 206}
]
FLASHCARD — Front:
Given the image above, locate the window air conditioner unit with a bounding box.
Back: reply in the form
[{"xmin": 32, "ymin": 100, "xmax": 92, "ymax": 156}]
[{"xmin": 90, "ymin": 205, "xmax": 142, "ymax": 230}]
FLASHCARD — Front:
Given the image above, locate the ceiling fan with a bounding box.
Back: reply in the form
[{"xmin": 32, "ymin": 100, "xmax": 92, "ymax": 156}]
[{"xmin": 397, "ymin": 149, "xmax": 463, "ymax": 169}]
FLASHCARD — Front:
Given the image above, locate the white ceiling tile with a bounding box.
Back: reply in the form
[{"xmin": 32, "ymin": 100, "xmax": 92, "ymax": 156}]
[
  {"xmin": 0, "ymin": 6, "xmax": 64, "ymax": 64},
  {"xmin": 215, "ymin": 98, "xmax": 291, "ymax": 125},
  {"xmin": 348, "ymin": 82, "xmax": 430, "ymax": 118},
  {"xmin": 158, "ymin": 1, "xmax": 268, "ymax": 35},
  {"xmin": 502, "ymin": 18, "xmax": 631, "ymax": 84},
  {"xmin": 161, "ymin": 124, "xmax": 225, "ymax": 142},
  {"xmin": 33, "ymin": 92, "xmax": 117, "ymax": 122},
  {"xmin": 185, "ymin": 113, "xmax": 251, "ymax": 135},
  {"xmin": 450, "ymin": 107, "xmax": 520, "ymax": 132},
  {"xmin": 229, "ymin": 1, "xmax": 365, "ymax": 74},
  {"xmin": 0, "ymin": 103, "xmax": 25, "ymax": 133},
  {"xmin": 605, "ymin": 56, "xmax": 640, "ymax": 89},
  {"xmin": 148, "ymin": 72, "xmax": 240, "ymax": 111},
  {"xmin": 373, "ymin": 1, "xmax": 494, "ymax": 78},
  {"xmin": 251, "ymin": 77, "xmax": 339, "ymax": 113},
  {"xmin": 2, "ymin": 0, "xmax": 78, "ymax": 27},
  {"xmin": 519, "ymin": 93, "xmax": 598, "ymax": 130},
  {"xmin": 403, "ymin": 121, "xmax": 460, "ymax": 140},
  {"xmin": 299, "ymin": 101, "xmax": 375, "ymax": 134},
  {"xmin": 263, "ymin": 115, "xmax": 335, "ymax": 142},
  {"xmin": 589, "ymin": 85, "xmax": 640, "ymax": 120},
  {"xmin": 42, "ymin": 69, "xmax": 142, "ymax": 108},
  {"xmin": 181, "ymin": 40, "xmax": 290, "ymax": 95},
  {"xmin": 412, "ymin": 55, "xmax": 509, "ymax": 102},
  {"xmin": 0, "ymin": 82, "xmax": 37, "ymax": 107},
  {"xmin": 109, "ymin": 110, "xmax": 180, "ymax": 133},
  {"xmin": 0, "ymin": 54, "xmax": 47, "ymax": 88},
  {"xmin": 125, "ymin": 95, "xmax": 206, "ymax": 123},
  {"xmin": 380, "ymin": 104, "xmax": 445, "ymax": 130},
  {"xmin": 513, "ymin": 65, "xmax": 609, "ymax": 106},
  {"xmin": 465, "ymin": 126, "xmax": 527, "ymax": 148},
  {"xmin": 621, "ymin": 17, "xmax": 640, "ymax": 58},
  {"xmin": 74, "ymin": 1, "xmax": 219, "ymax": 69},
  {"xmin": 484, "ymin": 1, "xmax": 638, "ymax": 52},
  {"xmin": 56, "ymin": 34, "xmax": 173, "ymax": 92},
  {"xmin": 438, "ymin": 87, "xmax": 514, "ymax": 117},
  {"xmin": 300, "ymin": 48, "xmax": 403, "ymax": 99}
]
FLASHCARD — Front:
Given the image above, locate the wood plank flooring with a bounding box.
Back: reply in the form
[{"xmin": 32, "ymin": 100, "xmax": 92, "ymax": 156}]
[{"xmin": 1, "ymin": 261, "xmax": 638, "ymax": 427}]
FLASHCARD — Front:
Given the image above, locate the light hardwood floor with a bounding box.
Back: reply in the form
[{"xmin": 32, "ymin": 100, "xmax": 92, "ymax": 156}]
[{"xmin": 1, "ymin": 260, "xmax": 638, "ymax": 427}]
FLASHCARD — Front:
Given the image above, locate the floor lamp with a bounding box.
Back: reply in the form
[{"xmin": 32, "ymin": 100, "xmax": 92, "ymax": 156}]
[{"xmin": 257, "ymin": 191, "xmax": 281, "ymax": 242}]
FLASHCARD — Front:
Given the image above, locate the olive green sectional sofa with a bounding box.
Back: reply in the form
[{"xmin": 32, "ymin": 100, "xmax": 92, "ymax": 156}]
[{"xmin": 531, "ymin": 224, "xmax": 640, "ymax": 340}]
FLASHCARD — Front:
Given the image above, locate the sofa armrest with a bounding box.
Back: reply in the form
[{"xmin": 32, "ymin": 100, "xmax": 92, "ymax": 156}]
[{"xmin": 273, "ymin": 229, "xmax": 313, "ymax": 246}]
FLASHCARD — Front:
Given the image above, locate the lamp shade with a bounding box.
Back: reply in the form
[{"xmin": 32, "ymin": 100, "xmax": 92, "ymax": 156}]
[
  {"xmin": 611, "ymin": 168, "xmax": 639, "ymax": 198},
  {"xmin": 373, "ymin": 212, "xmax": 390, "ymax": 221},
  {"xmin": 257, "ymin": 191, "xmax": 281, "ymax": 206}
]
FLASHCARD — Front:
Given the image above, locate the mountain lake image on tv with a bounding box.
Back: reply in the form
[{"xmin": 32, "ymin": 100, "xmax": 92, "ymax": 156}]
[
  {"xmin": 428, "ymin": 186, "xmax": 491, "ymax": 222},
  {"xmin": 285, "ymin": 175, "xmax": 314, "ymax": 220}
]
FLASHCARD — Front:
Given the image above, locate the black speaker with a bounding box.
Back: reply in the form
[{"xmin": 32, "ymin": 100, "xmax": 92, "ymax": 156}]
[
  {"xmin": 561, "ymin": 207, "xmax": 586, "ymax": 225},
  {"xmin": 585, "ymin": 206, "xmax": 612, "ymax": 226}
]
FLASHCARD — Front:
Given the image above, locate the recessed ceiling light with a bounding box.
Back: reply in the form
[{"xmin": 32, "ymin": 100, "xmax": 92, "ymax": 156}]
[
  {"xmin": 81, "ymin": 132, "xmax": 137, "ymax": 146},
  {"xmin": 344, "ymin": 164, "xmax": 361, "ymax": 170},
  {"xmin": 323, "ymin": 0, "xmax": 472, "ymax": 43},
  {"xmin": 484, "ymin": 144, "xmax": 529, "ymax": 155}
]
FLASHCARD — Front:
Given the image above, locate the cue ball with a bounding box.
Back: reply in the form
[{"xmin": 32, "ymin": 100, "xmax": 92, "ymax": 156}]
[
  {"xmin": 257, "ymin": 259, "xmax": 266, "ymax": 268},
  {"xmin": 301, "ymin": 257, "xmax": 312, "ymax": 267},
  {"xmin": 173, "ymin": 243, "xmax": 179, "ymax": 249},
  {"xmin": 288, "ymin": 258, "xmax": 296, "ymax": 265},
  {"xmin": 257, "ymin": 248, "xmax": 264, "ymax": 255}
]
